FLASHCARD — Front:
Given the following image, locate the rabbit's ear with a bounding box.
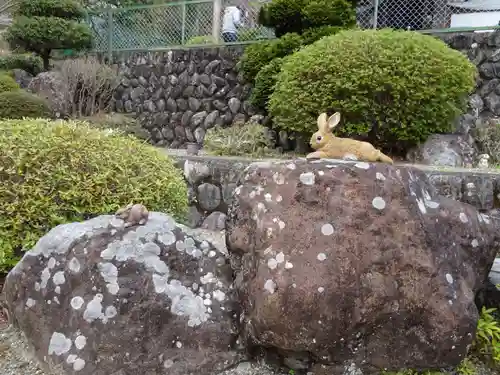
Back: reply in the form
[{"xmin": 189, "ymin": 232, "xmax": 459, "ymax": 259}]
[
  {"xmin": 327, "ymin": 112, "xmax": 341, "ymax": 130},
  {"xmin": 317, "ymin": 113, "xmax": 328, "ymax": 132}
]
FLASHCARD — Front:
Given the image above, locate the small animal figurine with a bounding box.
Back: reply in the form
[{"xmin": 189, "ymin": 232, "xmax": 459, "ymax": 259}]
[
  {"xmin": 477, "ymin": 154, "xmax": 490, "ymax": 169},
  {"xmin": 306, "ymin": 112, "xmax": 394, "ymax": 164},
  {"xmin": 115, "ymin": 203, "xmax": 149, "ymax": 228}
]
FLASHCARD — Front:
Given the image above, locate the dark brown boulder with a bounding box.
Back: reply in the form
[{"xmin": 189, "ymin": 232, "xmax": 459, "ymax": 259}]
[
  {"xmin": 3, "ymin": 213, "xmax": 241, "ymax": 375},
  {"xmin": 226, "ymin": 159, "xmax": 500, "ymax": 374}
]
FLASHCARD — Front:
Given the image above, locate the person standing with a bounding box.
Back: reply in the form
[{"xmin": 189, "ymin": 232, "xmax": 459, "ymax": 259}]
[{"xmin": 222, "ymin": 4, "xmax": 243, "ymax": 43}]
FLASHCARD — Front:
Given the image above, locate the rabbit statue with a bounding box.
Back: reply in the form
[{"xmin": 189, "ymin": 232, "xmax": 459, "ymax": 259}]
[{"xmin": 306, "ymin": 112, "xmax": 394, "ymax": 164}]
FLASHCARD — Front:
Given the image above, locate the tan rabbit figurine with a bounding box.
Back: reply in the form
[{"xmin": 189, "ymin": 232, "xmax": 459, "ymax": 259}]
[{"xmin": 306, "ymin": 112, "xmax": 393, "ymax": 164}]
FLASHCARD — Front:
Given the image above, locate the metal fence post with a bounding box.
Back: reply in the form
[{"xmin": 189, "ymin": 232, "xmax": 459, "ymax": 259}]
[
  {"xmin": 373, "ymin": 0, "xmax": 379, "ymax": 29},
  {"xmin": 181, "ymin": 2, "xmax": 187, "ymax": 44},
  {"xmin": 212, "ymin": 0, "xmax": 222, "ymax": 43},
  {"xmin": 107, "ymin": 9, "xmax": 114, "ymax": 63}
]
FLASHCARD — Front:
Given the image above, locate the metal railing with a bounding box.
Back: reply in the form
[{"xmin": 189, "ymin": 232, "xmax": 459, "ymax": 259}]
[{"xmin": 86, "ymin": 0, "xmax": 500, "ymax": 57}]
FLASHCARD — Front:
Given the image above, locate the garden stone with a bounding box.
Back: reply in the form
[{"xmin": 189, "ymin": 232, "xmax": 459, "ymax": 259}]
[
  {"xmin": 156, "ymin": 98, "xmax": 166, "ymax": 112},
  {"xmin": 161, "ymin": 127, "xmax": 175, "ymax": 142},
  {"xmin": 198, "ymin": 183, "xmax": 222, "ymax": 211},
  {"xmin": 228, "ymin": 98, "xmax": 241, "ymax": 114},
  {"xmin": 12, "ymin": 69, "xmax": 33, "ymax": 89},
  {"xmin": 181, "ymin": 111, "xmax": 194, "ymax": 128},
  {"xmin": 226, "ymin": 159, "xmax": 500, "ymax": 373},
  {"xmin": 194, "ymin": 127, "xmax": 206, "ymax": 144},
  {"xmin": 189, "ymin": 97, "xmax": 201, "ymax": 112},
  {"xmin": 453, "ymin": 113, "xmax": 476, "ymax": 134},
  {"xmin": 232, "ymin": 113, "xmax": 246, "ymax": 126},
  {"xmin": 124, "ymin": 100, "xmax": 133, "ymax": 112},
  {"xmin": 212, "ymin": 75, "xmax": 226, "ymax": 88},
  {"xmin": 222, "ymin": 183, "xmax": 237, "ymax": 206},
  {"xmin": 28, "ymin": 71, "xmax": 68, "ymax": 117},
  {"xmin": 183, "ymin": 160, "xmax": 211, "ymax": 185},
  {"xmin": 166, "ymin": 98, "xmax": 177, "ymax": 112},
  {"xmin": 469, "ymin": 94, "xmax": 484, "ymax": 115},
  {"xmin": 130, "ymin": 86, "xmax": 145, "ymax": 101},
  {"xmin": 143, "ymin": 100, "xmax": 155, "ymax": 112},
  {"xmin": 185, "ymin": 127, "xmax": 195, "ymax": 142},
  {"xmin": 462, "ymin": 175, "xmax": 494, "ymax": 210},
  {"xmin": 176, "ymin": 98, "xmax": 188, "ymax": 111},
  {"xmin": 191, "ymin": 111, "xmax": 208, "ymax": 128},
  {"xmin": 213, "ymin": 100, "xmax": 227, "ymax": 111},
  {"xmin": 138, "ymin": 76, "xmax": 148, "ymax": 86},
  {"xmin": 201, "ymin": 212, "xmax": 227, "ymax": 231},
  {"xmin": 407, "ymin": 134, "xmax": 475, "ymax": 167},
  {"xmin": 174, "ymin": 126, "xmax": 186, "ymax": 141},
  {"xmin": 183, "ymin": 85, "xmax": 195, "ymax": 98},
  {"xmin": 484, "ymin": 91, "xmax": 500, "ymax": 115},
  {"xmin": 200, "ymin": 74, "xmax": 211, "ymax": 86},
  {"xmin": 3, "ymin": 213, "xmax": 241, "ymax": 375},
  {"xmin": 204, "ymin": 110, "xmax": 219, "ymax": 129},
  {"xmin": 205, "ymin": 60, "xmax": 220, "ymax": 74},
  {"xmin": 278, "ymin": 130, "xmax": 290, "ymax": 150},
  {"xmin": 215, "ymin": 86, "xmax": 230, "ymax": 99}
]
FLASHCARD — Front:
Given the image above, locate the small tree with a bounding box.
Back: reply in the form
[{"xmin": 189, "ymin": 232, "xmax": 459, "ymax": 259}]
[{"xmin": 5, "ymin": 0, "xmax": 93, "ymax": 71}]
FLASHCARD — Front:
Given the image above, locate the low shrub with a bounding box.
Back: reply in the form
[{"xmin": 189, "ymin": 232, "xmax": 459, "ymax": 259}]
[
  {"xmin": 239, "ymin": 32, "xmax": 303, "ymax": 82},
  {"xmin": 203, "ymin": 121, "xmax": 275, "ymax": 157},
  {"xmin": 186, "ymin": 35, "xmax": 215, "ymax": 45},
  {"xmin": 0, "ymin": 90, "xmax": 51, "ymax": 119},
  {"xmin": 250, "ymin": 57, "xmax": 284, "ymax": 112},
  {"xmin": 302, "ymin": 0, "xmax": 356, "ymax": 29},
  {"xmin": 0, "ymin": 53, "xmax": 43, "ymax": 76},
  {"xmin": 300, "ymin": 25, "xmax": 345, "ymax": 45},
  {"xmin": 0, "ymin": 118, "xmax": 188, "ymax": 271},
  {"xmin": 0, "ymin": 72, "xmax": 20, "ymax": 93},
  {"xmin": 58, "ymin": 56, "xmax": 119, "ymax": 117},
  {"xmin": 269, "ymin": 29, "xmax": 476, "ymax": 152},
  {"xmin": 475, "ymin": 119, "xmax": 500, "ymax": 165},
  {"xmin": 473, "ymin": 307, "xmax": 500, "ymax": 364},
  {"xmin": 82, "ymin": 112, "xmax": 150, "ymax": 141}
]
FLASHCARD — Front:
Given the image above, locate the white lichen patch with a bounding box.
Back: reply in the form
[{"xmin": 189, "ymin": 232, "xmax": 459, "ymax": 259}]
[
  {"xmin": 68, "ymin": 258, "xmax": 81, "ymax": 273},
  {"xmin": 286, "ymin": 163, "xmax": 296, "ymax": 170},
  {"xmin": 354, "ymin": 162, "xmax": 370, "ymax": 170},
  {"xmin": 267, "ymin": 258, "xmax": 278, "ymax": 270},
  {"xmin": 264, "ymin": 193, "xmax": 272, "ymax": 202},
  {"xmin": 425, "ymin": 200, "xmax": 439, "ymax": 209},
  {"xmin": 285, "ymin": 262, "xmax": 293, "ymax": 269},
  {"xmin": 26, "ymin": 298, "xmax": 36, "ymax": 308},
  {"xmin": 48, "ymin": 257, "xmax": 56, "ymax": 269},
  {"xmin": 105, "ymin": 305, "xmax": 118, "ymax": 319},
  {"xmin": 375, "ymin": 172, "xmax": 386, "ymax": 181},
  {"xmin": 299, "ymin": 172, "xmax": 315, "ymax": 185},
  {"xmin": 317, "ymin": 253, "xmax": 327, "ymax": 262},
  {"xmin": 73, "ymin": 358, "xmax": 85, "ymax": 371},
  {"xmin": 200, "ymin": 272, "xmax": 216, "ymax": 284},
  {"xmin": 479, "ymin": 213, "xmax": 491, "ymax": 224},
  {"xmin": 459, "ymin": 213, "xmax": 468, "ymax": 223},
  {"xmin": 264, "ymin": 279, "xmax": 276, "ymax": 294},
  {"xmin": 321, "ymin": 223, "xmax": 334, "ymax": 236},
  {"xmin": 70, "ymin": 296, "xmax": 85, "ymax": 310},
  {"xmin": 153, "ymin": 275, "xmax": 209, "ymax": 327},
  {"xmin": 445, "ymin": 273, "xmax": 454, "ymax": 284},
  {"xmin": 318, "ymin": 287, "xmax": 325, "ymax": 293},
  {"xmin": 48, "ymin": 332, "xmax": 72, "ymax": 356},
  {"xmin": 416, "ymin": 198, "xmax": 427, "ymax": 214},
  {"xmin": 98, "ymin": 262, "xmax": 120, "ymax": 296},
  {"xmin": 273, "ymin": 172, "xmax": 285, "ymax": 185},
  {"xmin": 471, "ymin": 239, "xmax": 479, "ymax": 248},
  {"xmin": 83, "ymin": 294, "xmax": 104, "ymax": 323},
  {"xmin": 276, "ymin": 195, "xmax": 283, "ymax": 202},
  {"xmin": 276, "ymin": 252, "xmax": 285, "ymax": 264},
  {"xmin": 372, "ymin": 197, "xmax": 386, "ymax": 210},
  {"xmin": 74, "ymin": 335, "xmax": 87, "ymax": 350},
  {"xmin": 52, "ymin": 271, "xmax": 66, "ymax": 286},
  {"xmin": 164, "ymin": 359, "xmax": 174, "ymax": 368},
  {"xmin": 212, "ymin": 290, "xmax": 226, "ymax": 302}
]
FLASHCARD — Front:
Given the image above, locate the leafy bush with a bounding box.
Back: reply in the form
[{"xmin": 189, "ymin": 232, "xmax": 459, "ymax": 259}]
[
  {"xmin": 0, "ymin": 90, "xmax": 51, "ymax": 119},
  {"xmin": 82, "ymin": 112, "xmax": 150, "ymax": 141},
  {"xmin": 59, "ymin": 57, "xmax": 119, "ymax": 117},
  {"xmin": 300, "ymin": 25, "xmax": 345, "ymax": 45},
  {"xmin": 204, "ymin": 121, "xmax": 275, "ymax": 157},
  {"xmin": 258, "ymin": 0, "xmax": 355, "ymax": 37},
  {"xmin": 5, "ymin": 0, "xmax": 93, "ymax": 70},
  {"xmin": 186, "ymin": 35, "xmax": 215, "ymax": 45},
  {"xmin": 239, "ymin": 32, "xmax": 303, "ymax": 82},
  {"xmin": 269, "ymin": 29, "xmax": 476, "ymax": 152},
  {"xmin": 473, "ymin": 307, "xmax": 500, "ymax": 364},
  {"xmin": 0, "ymin": 54, "xmax": 43, "ymax": 76},
  {"xmin": 0, "ymin": 72, "xmax": 20, "ymax": 93},
  {"xmin": 0, "ymin": 118, "xmax": 188, "ymax": 271},
  {"xmin": 475, "ymin": 119, "xmax": 500, "ymax": 165},
  {"xmin": 250, "ymin": 57, "xmax": 284, "ymax": 112}
]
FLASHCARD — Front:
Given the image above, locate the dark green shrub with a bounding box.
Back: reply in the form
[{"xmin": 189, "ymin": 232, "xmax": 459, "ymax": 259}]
[
  {"xmin": 300, "ymin": 25, "xmax": 346, "ymax": 45},
  {"xmin": 258, "ymin": 0, "xmax": 305, "ymax": 37},
  {"xmin": 269, "ymin": 29, "xmax": 477, "ymax": 152},
  {"xmin": 0, "ymin": 90, "xmax": 52, "ymax": 119},
  {"xmin": 239, "ymin": 32, "xmax": 303, "ymax": 82},
  {"xmin": 0, "ymin": 73, "xmax": 20, "ymax": 93},
  {"xmin": 250, "ymin": 57, "xmax": 284, "ymax": 112},
  {"xmin": 16, "ymin": 0, "xmax": 86, "ymax": 19},
  {"xmin": 258, "ymin": 0, "xmax": 355, "ymax": 37},
  {"xmin": 0, "ymin": 119, "xmax": 188, "ymax": 271},
  {"xmin": 5, "ymin": 0, "xmax": 93, "ymax": 70},
  {"xmin": 302, "ymin": 0, "xmax": 356, "ymax": 29},
  {"xmin": 0, "ymin": 54, "xmax": 43, "ymax": 76}
]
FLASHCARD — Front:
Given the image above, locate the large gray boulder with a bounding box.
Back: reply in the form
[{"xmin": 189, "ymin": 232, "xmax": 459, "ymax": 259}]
[
  {"xmin": 27, "ymin": 71, "xmax": 68, "ymax": 118},
  {"xmin": 3, "ymin": 212, "xmax": 241, "ymax": 375}
]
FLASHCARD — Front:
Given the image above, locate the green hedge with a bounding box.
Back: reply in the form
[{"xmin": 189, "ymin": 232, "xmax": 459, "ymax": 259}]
[
  {"xmin": 269, "ymin": 29, "xmax": 477, "ymax": 151},
  {"xmin": 250, "ymin": 57, "xmax": 285, "ymax": 112},
  {"xmin": 0, "ymin": 119, "xmax": 188, "ymax": 271},
  {"xmin": 0, "ymin": 54, "xmax": 43, "ymax": 76},
  {"xmin": 0, "ymin": 73, "xmax": 20, "ymax": 93},
  {"xmin": 0, "ymin": 90, "xmax": 51, "ymax": 119}
]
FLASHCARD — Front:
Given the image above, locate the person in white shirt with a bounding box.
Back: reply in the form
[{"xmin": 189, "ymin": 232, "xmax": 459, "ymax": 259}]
[{"xmin": 222, "ymin": 5, "xmax": 243, "ymax": 43}]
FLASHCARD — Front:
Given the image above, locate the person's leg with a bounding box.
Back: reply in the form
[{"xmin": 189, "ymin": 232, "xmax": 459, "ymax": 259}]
[{"xmin": 222, "ymin": 32, "xmax": 237, "ymax": 43}]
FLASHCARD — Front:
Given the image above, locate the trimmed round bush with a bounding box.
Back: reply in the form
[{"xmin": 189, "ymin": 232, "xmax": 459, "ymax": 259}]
[
  {"xmin": 250, "ymin": 57, "xmax": 284, "ymax": 112},
  {"xmin": 0, "ymin": 90, "xmax": 51, "ymax": 119},
  {"xmin": 302, "ymin": 0, "xmax": 356, "ymax": 29},
  {"xmin": 239, "ymin": 32, "xmax": 303, "ymax": 82},
  {"xmin": 0, "ymin": 119, "xmax": 188, "ymax": 271},
  {"xmin": 16, "ymin": 0, "xmax": 86, "ymax": 19},
  {"xmin": 0, "ymin": 54, "xmax": 43, "ymax": 76},
  {"xmin": 269, "ymin": 29, "xmax": 477, "ymax": 151},
  {"xmin": 300, "ymin": 25, "xmax": 345, "ymax": 45},
  {"xmin": 0, "ymin": 73, "xmax": 20, "ymax": 93}
]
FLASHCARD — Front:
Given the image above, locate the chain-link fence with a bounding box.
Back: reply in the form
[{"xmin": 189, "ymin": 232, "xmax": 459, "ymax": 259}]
[
  {"xmin": 357, "ymin": 0, "xmax": 500, "ymax": 31},
  {"xmin": 87, "ymin": 0, "xmax": 500, "ymax": 54},
  {"xmin": 86, "ymin": 0, "xmax": 274, "ymax": 53}
]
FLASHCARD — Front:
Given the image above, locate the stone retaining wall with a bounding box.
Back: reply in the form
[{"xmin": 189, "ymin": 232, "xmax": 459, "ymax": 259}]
[
  {"xmin": 109, "ymin": 30, "xmax": 500, "ymax": 149},
  {"xmin": 170, "ymin": 154, "xmax": 500, "ymax": 228}
]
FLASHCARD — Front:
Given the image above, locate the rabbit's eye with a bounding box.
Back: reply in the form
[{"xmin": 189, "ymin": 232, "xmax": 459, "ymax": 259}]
[{"xmin": 316, "ymin": 136, "xmax": 322, "ymax": 142}]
